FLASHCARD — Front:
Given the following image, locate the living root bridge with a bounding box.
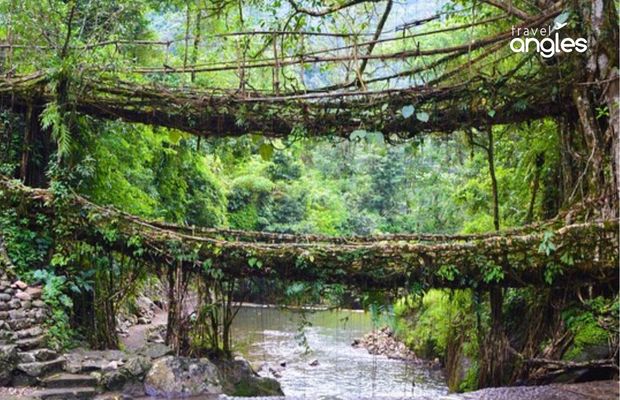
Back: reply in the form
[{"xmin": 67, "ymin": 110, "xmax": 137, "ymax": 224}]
[
  {"xmin": 2, "ymin": 177, "xmax": 618, "ymax": 290},
  {"xmin": 0, "ymin": 72, "xmax": 567, "ymax": 140}
]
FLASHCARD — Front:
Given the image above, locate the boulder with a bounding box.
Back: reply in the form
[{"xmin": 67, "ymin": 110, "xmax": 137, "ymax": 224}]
[
  {"xmin": 99, "ymin": 355, "xmax": 152, "ymax": 394},
  {"xmin": 138, "ymin": 343, "xmax": 172, "ymax": 360},
  {"xmin": 64, "ymin": 349, "xmax": 127, "ymax": 374},
  {"xmin": 216, "ymin": 357, "xmax": 284, "ymax": 397},
  {"xmin": 135, "ymin": 296, "xmax": 155, "ymax": 320},
  {"xmin": 144, "ymin": 356, "xmax": 223, "ymax": 398},
  {"xmin": 0, "ymin": 344, "xmax": 18, "ymax": 385}
]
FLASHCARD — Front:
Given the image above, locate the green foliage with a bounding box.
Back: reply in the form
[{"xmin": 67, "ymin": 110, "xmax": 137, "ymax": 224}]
[
  {"xmin": 41, "ymin": 102, "xmax": 71, "ymax": 156},
  {"xmin": 32, "ymin": 269, "xmax": 75, "ymax": 350},
  {"xmin": 0, "ymin": 209, "xmax": 51, "ymax": 276},
  {"xmin": 562, "ymin": 297, "xmax": 616, "ymax": 361},
  {"xmin": 459, "ymin": 361, "xmax": 479, "ymax": 392},
  {"xmin": 394, "ymin": 290, "xmax": 475, "ymax": 359},
  {"xmin": 481, "ymin": 261, "xmax": 504, "ymax": 284}
]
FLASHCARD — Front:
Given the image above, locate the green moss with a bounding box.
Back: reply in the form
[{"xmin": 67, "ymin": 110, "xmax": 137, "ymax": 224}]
[
  {"xmin": 562, "ymin": 299, "xmax": 612, "ymax": 361},
  {"xmin": 564, "ymin": 322, "xmax": 608, "ymax": 360},
  {"xmin": 232, "ymin": 377, "xmax": 283, "ymax": 397},
  {"xmin": 398, "ymin": 290, "xmax": 474, "ymax": 359},
  {"xmin": 228, "ymin": 205, "xmax": 260, "ymax": 230}
]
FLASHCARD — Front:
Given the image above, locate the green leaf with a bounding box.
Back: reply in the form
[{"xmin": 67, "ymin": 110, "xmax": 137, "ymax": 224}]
[
  {"xmin": 248, "ymin": 257, "xmax": 262, "ymax": 269},
  {"xmin": 416, "ymin": 111, "xmax": 429, "ymax": 122},
  {"xmin": 487, "ymin": 109, "xmax": 496, "ymax": 118},
  {"xmin": 401, "ymin": 105, "xmax": 415, "ymax": 119},
  {"xmin": 167, "ymin": 130, "xmax": 183, "ymax": 145},
  {"xmin": 259, "ymin": 143, "xmax": 274, "ymax": 160},
  {"xmin": 553, "ymin": 11, "xmax": 570, "ymax": 29}
]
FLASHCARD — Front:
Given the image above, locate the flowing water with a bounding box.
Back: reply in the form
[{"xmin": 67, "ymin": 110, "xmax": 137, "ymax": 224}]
[{"xmin": 228, "ymin": 305, "xmax": 448, "ymax": 399}]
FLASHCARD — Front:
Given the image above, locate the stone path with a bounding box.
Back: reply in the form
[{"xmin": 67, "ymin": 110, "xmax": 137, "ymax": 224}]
[{"xmin": 121, "ymin": 308, "xmax": 166, "ymax": 351}]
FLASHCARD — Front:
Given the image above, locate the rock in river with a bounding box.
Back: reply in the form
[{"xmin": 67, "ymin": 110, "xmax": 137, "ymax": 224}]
[{"xmin": 144, "ymin": 356, "xmax": 223, "ymax": 397}]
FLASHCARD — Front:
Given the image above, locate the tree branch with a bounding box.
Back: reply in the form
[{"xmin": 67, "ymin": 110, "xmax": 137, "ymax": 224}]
[
  {"xmin": 287, "ymin": 0, "xmax": 384, "ymax": 17},
  {"xmin": 481, "ymin": 0, "xmax": 531, "ymax": 20},
  {"xmin": 355, "ymin": 0, "xmax": 392, "ymax": 87}
]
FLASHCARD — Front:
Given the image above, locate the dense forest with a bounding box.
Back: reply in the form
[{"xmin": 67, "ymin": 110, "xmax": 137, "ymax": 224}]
[{"xmin": 0, "ymin": 0, "xmax": 617, "ymax": 399}]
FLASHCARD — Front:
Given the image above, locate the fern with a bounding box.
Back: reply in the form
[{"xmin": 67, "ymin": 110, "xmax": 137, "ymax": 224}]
[{"xmin": 41, "ymin": 102, "xmax": 72, "ymax": 156}]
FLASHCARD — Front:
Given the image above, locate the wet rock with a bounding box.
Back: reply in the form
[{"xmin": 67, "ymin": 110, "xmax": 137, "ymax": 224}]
[
  {"xmin": 216, "ymin": 357, "xmax": 284, "ymax": 397},
  {"xmin": 144, "ymin": 356, "xmax": 223, "ymax": 398}
]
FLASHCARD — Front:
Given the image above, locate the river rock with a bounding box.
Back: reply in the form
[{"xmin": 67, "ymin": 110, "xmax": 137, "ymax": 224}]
[
  {"xmin": 144, "ymin": 356, "xmax": 223, "ymax": 397},
  {"xmin": 100, "ymin": 355, "xmax": 152, "ymax": 393},
  {"xmin": 215, "ymin": 357, "xmax": 284, "ymax": 397},
  {"xmin": 353, "ymin": 326, "xmax": 417, "ymax": 361}
]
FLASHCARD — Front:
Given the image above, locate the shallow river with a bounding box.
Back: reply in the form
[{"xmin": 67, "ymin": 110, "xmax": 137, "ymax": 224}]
[
  {"xmin": 132, "ymin": 305, "xmax": 618, "ymax": 400},
  {"xmin": 228, "ymin": 305, "xmax": 448, "ymax": 400}
]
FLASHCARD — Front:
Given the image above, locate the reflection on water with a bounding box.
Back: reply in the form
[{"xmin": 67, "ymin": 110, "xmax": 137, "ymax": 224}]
[{"xmin": 229, "ymin": 305, "xmax": 449, "ymax": 399}]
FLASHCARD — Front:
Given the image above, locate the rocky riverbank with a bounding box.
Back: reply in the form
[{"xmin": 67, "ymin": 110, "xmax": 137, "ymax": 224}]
[
  {"xmin": 1, "ymin": 344, "xmax": 283, "ymax": 399},
  {"xmin": 352, "ymin": 326, "xmax": 419, "ymax": 361},
  {"xmin": 0, "ymin": 267, "xmax": 282, "ymax": 399}
]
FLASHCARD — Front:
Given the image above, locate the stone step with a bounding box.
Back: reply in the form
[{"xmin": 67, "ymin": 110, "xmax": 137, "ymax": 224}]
[
  {"xmin": 17, "ymin": 358, "xmax": 65, "ymax": 377},
  {"xmin": 18, "ymin": 348, "xmax": 58, "ymax": 363},
  {"xmin": 40, "ymin": 373, "xmax": 98, "ymax": 389},
  {"xmin": 16, "ymin": 326, "xmax": 44, "ymax": 340},
  {"xmin": 15, "ymin": 334, "xmax": 47, "ymax": 350},
  {"xmin": 34, "ymin": 387, "xmax": 97, "ymax": 400}
]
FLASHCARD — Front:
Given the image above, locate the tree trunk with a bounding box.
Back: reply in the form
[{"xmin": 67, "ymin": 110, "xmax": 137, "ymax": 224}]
[
  {"xmin": 571, "ymin": 0, "xmax": 619, "ymax": 214},
  {"xmin": 479, "ymin": 128, "xmax": 510, "ymax": 388}
]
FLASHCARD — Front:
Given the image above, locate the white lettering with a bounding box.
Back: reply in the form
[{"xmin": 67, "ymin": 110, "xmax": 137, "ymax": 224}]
[
  {"xmin": 510, "ymin": 38, "xmax": 525, "ymax": 53},
  {"xmin": 509, "ymin": 24, "xmax": 589, "ymax": 57},
  {"xmin": 574, "ymin": 38, "xmax": 588, "ymax": 53},
  {"xmin": 560, "ymin": 38, "xmax": 575, "ymax": 52},
  {"xmin": 539, "ymin": 37, "xmax": 555, "ymax": 58}
]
